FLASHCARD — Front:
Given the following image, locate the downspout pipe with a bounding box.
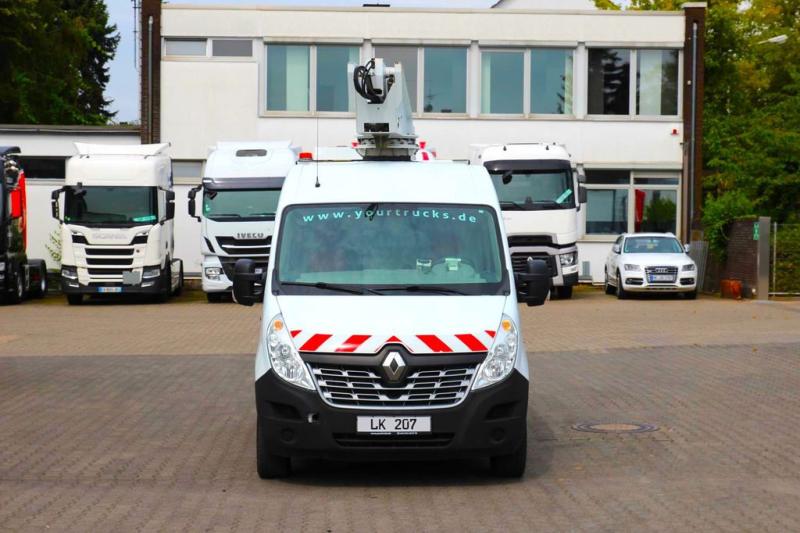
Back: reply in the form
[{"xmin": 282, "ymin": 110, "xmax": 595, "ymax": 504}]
[
  {"xmin": 147, "ymin": 15, "xmax": 154, "ymax": 144},
  {"xmin": 689, "ymin": 21, "xmax": 698, "ymax": 233}
]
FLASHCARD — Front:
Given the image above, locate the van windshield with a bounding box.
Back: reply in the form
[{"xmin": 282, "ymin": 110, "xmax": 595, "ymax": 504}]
[
  {"xmin": 624, "ymin": 236, "xmax": 684, "ymax": 254},
  {"xmin": 64, "ymin": 186, "xmax": 157, "ymax": 226},
  {"xmin": 489, "ymin": 170, "xmax": 575, "ymax": 210},
  {"xmin": 276, "ymin": 203, "xmax": 508, "ymax": 296},
  {"xmin": 203, "ymin": 188, "xmax": 282, "ymax": 221}
]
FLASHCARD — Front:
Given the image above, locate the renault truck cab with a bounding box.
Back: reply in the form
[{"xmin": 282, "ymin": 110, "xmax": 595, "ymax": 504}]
[{"xmin": 232, "ymin": 58, "xmax": 550, "ymax": 478}]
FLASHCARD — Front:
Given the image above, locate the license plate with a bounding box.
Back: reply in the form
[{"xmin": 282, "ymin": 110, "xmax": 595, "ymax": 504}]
[
  {"xmin": 650, "ymin": 274, "xmax": 674, "ymax": 282},
  {"xmin": 97, "ymin": 287, "xmax": 122, "ymax": 293},
  {"xmin": 357, "ymin": 416, "xmax": 431, "ymax": 434}
]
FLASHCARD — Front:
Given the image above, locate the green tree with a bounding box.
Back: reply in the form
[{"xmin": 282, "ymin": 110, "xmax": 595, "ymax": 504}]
[{"xmin": 0, "ymin": 0, "xmax": 119, "ymax": 124}]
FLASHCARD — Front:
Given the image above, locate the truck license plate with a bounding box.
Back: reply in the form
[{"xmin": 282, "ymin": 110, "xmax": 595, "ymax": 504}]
[
  {"xmin": 357, "ymin": 416, "xmax": 431, "ymax": 434},
  {"xmin": 650, "ymin": 274, "xmax": 674, "ymax": 282},
  {"xmin": 97, "ymin": 287, "xmax": 122, "ymax": 293}
]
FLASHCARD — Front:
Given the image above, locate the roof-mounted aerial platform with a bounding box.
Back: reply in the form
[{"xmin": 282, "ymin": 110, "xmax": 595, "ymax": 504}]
[{"xmin": 350, "ymin": 58, "xmax": 418, "ymax": 161}]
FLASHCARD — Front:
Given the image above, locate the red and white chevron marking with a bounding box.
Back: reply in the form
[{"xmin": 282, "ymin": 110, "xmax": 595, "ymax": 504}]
[{"xmin": 290, "ymin": 330, "xmax": 497, "ymax": 354}]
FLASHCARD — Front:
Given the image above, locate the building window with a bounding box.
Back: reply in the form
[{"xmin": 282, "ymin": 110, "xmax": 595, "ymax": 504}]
[
  {"xmin": 266, "ymin": 44, "xmax": 310, "ymax": 112},
  {"xmin": 481, "ymin": 50, "xmax": 524, "ymax": 114},
  {"xmin": 316, "ymin": 45, "xmax": 360, "ymax": 112},
  {"xmin": 587, "ymin": 48, "xmax": 630, "ymax": 115},
  {"xmin": 531, "ymin": 48, "xmax": 573, "ymax": 115},
  {"xmin": 211, "ymin": 39, "xmax": 252, "ymax": 57},
  {"xmin": 585, "ymin": 170, "xmax": 679, "ymax": 236},
  {"xmin": 374, "ymin": 46, "xmax": 418, "ymax": 112},
  {"xmin": 637, "ymin": 49, "xmax": 679, "ymax": 116},
  {"xmin": 423, "ymin": 47, "xmax": 467, "ymax": 113},
  {"xmin": 164, "ymin": 39, "xmax": 206, "ymax": 56},
  {"xmin": 17, "ymin": 157, "xmax": 66, "ymax": 180}
]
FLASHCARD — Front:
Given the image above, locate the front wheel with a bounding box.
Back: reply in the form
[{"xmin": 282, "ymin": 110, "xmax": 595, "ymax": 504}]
[
  {"xmin": 173, "ymin": 261, "xmax": 184, "ymax": 296},
  {"xmin": 490, "ymin": 431, "xmax": 527, "ymax": 478},
  {"xmin": 7, "ymin": 265, "xmax": 24, "ymax": 304},
  {"xmin": 555, "ymin": 286, "xmax": 573, "ymax": 300},
  {"xmin": 616, "ymin": 271, "xmax": 627, "ymax": 300},
  {"xmin": 604, "ymin": 271, "xmax": 615, "ymax": 295},
  {"xmin": 29, "ymin": 261, "xmax": 48, "ymax": 298},
  {"xmin": 256, "ymin": 417, "xmax": 291, "ymax": 479}
]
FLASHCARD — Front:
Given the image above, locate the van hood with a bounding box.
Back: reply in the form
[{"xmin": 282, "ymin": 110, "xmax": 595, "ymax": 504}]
[
  {"xmin": 276, "ymin": 295, "xmax": 506, "ymax": 354},
  {"xmin": 621, "ymin": 253, "xmax": 693, "ymax": 267}
]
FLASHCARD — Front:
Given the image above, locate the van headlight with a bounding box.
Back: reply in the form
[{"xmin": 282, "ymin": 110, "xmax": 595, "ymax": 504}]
[
  {"xmin": 266, "ymin": 314, "xmax": 315, "ymax": 390},
  {"xmin": 473, "ymin": 314, "xmax": 518, "ymax": 390}
]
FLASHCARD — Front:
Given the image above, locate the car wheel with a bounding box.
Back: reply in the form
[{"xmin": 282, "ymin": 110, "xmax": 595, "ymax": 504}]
[
  {"xmin": 490, "ymin": 429, "xmax": 527, "ymax": 478},
  {"xmin": 685, "ymin": 289, "xmax": 697, "ymax": 300},
  {"xmin": 604, "ymin": 270, "xmax": 614, "ymax": 295},
  {"xmin": 616, "ymin": 271, "xmax": 627, "ymax": 300},
  {"xmin": 256, "ymin": 417, "xmax": 291, "ymax": 479}
]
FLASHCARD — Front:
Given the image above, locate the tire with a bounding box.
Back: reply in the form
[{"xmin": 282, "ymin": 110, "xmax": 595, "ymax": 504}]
[
  {"xmin": 556, "ymin": 286, "xmax": 573, "ymax": 299},
  {"xmin": 206, "ymin": 292, "xmax": 225, "ymax": 303},
  {"xmin": 684, "ymin": 289, "xmax": 697, "ymax": 300},
  {"xmin": 7, "ymin": 264, "xmax": 24, "ymax": 304},
  {"xmin": 604, "ymin": 271, "xmax": 614, "ymax": 295},
  {"xmin": 490, "ymin": 430, "xmax": 527, "ymax": 478},
  {"xmin": 156, "ymin": 263, "xmax": 171, "ymax": 303},
  {"xmin": 616, "ymin": 271, "xmax": 627, "ymax": 300},
  {"xmin": 29, "ymin": 261, "xmax": 47, "ymax": 299},
  {"xmin": 256, "ymin": 417, "xmax": 291, "ymax": 479},
  {"xmin": 173, "ymin": 261, "xmax": 184, "ymax": 296},
  {"xmin": 67, "ymin": 294, "xmax": 83, "ymax": 306}
]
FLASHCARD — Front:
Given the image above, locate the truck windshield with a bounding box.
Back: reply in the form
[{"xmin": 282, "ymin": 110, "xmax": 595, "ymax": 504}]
[
  {"xmin": 64, "ymin": 186, "xmax": 157, "ymax": 226},
  {"xmin": 624, "ymin": 236, "xmax": 684, "ymax": 253},
  {"xmin": 203, "ymin": 189, "xmax": 281, "ymax": 221},
  {"xmin": 276, "ymin": 203, "xmax": 507, "ymax": 296},
  {"xmin": 489, "ymin": 170, "xmax": 575, "ymax": 210}
]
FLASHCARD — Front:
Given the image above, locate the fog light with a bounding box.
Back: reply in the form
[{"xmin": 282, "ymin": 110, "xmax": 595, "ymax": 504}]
[{"xmin": 205, "ymin": 266, "xmax": 222, "ymax": 280}]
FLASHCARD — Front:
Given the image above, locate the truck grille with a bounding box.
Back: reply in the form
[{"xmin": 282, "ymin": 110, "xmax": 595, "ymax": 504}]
[
  {"xmin": 216, "ymin": 236, "xmax": 271, "ymax": 256},
  {"xmin": 645, "ymin": 266, "xmax": 678, "ymax": 283},
  {"xmin": 510, "ymin": 253, "xmax": 555, "ymax": 277},
  {"xmin": 508, "ymin": 235, "xmax": 553, "ymax": 247},
  {"xmin": 308, "ymin": 363, "xmax": 479, "ymax": 410}
]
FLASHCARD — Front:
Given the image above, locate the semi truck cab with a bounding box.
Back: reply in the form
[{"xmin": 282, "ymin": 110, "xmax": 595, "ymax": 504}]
[
  {"xmin": 231, "ymin": 58, "xmax": 551, "ymax": 479},
  {"xmin": 51, "ymin": 143, "xmax": 183, "ymax": 305},
  {"xmin": 471, "ymin": 144, "xmax": 586, "ymax": 300},
  {"xmin": 188, "ymin": 142, "xmax": 297, "ymax": 302}
]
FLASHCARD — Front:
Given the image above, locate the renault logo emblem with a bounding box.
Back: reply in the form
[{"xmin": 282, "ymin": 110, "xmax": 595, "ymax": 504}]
[{"xmin": 382, "ymin": 351, "xmax": 407, "ymax": 382}]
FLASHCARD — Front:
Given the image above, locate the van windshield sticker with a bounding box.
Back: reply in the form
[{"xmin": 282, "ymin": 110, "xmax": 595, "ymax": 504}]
[
  {"xmin": 132, "ymin": 215, "xmax": 157, "ymax": 222},
  {"xmin": 300, "ymin": 207, "xmax": 481, "ymax": 224},
  {"xmin": 555, "ymin": 189, "xmax": 573, "ymax": 204}
]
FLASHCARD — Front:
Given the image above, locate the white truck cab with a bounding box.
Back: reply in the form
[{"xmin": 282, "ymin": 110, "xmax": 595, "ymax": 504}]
[
  {"xmin": 51, "ymin": 143, "xmax": 183, "ymax": 305},
  {"xmin": 471, "ymin": 143, "xmax": 586, "ymax": 300},
  {"xmin": 188, "ymin": 142, "xmax": 298, "ymax": 302},
  {"xmin": 232, "ymin": 59, "xmax": 551, "ymax": 478}
]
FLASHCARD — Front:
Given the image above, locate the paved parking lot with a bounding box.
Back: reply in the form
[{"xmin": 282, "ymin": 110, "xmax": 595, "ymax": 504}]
[{"xmin": 2, "ymin": 289, "xmax": 799, "ymax": 531}]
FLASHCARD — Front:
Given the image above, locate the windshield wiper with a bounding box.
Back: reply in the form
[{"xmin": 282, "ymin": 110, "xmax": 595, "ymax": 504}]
[
  {"xmin": 371, "ymin": 285, "xmax": 466, "ymax": 295},
  {"xmin": 499, "ymin": 201, "xmax": 526, "ymax": 210},
  {"xmin": 280, "ymin": 281, "xmax": 376, "ymax": 295},
  {"xmin": 208, "ymin": 213, "xmax": 243, "ymax": 219}
]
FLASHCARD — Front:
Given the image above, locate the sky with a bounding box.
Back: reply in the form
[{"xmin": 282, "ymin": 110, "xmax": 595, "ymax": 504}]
[{"xmin": 104, "ymin": 0, "xmax": 596, "ymax": 123}]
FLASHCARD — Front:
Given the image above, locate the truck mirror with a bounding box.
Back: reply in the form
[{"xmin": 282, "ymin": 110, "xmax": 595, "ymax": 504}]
[
  {"xmin": 165, "ymin": 190, "xmax": 175, "ymax": 221},
  {"xmin": 502, "ymin": 170, "xmax": 513, "ymax": 185},
  {"xmin": 50, "ymin": 188, "xmax": 63, "ymax": 221},
  {"xmin": 233, "ymin": 258, "xmax": 264, "ymax": 306},
  {"xmin": 578, "ymin": 185, "xmax": 587, "ymax": 204},
  {"xmin": 187, "ymin": 186, "xmax": 201, "ymax": 221},
  {"xmin": 515, "ymin": 258, "xmax": 551, "ymax": 307}
]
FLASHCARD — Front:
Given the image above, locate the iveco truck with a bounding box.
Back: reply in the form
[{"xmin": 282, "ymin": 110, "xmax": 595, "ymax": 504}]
[
  {"xmin": 231, "ymin": 58, "xmax": 551, "ymax": 479},
  {"xmin": 188, "ymin": 142, "xmax": 297, "ymax": 302},
  {"xmin": 51, "ymin": 143, "xmax": 183, "ymax": 304},
  {"xmin": 1, "ymin": 147, "xmax": 47, "ymax": 304},
  {"xmin": 471, "ymin": 144, "xmax": 586, "ymax": 300}
]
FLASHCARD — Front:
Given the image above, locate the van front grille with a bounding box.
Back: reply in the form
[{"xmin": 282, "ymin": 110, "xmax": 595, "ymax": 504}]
[{"xmin": 216, "ymin": 236, "xmax": 271, "ymax": 256}]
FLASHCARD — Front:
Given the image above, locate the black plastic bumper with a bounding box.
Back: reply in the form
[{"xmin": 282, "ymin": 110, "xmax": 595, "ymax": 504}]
[
  {"xmin": 255, "ymin": 369, "xmax": 529, "ymax": 461},
  {"xmin": 60, "ymin": 268, "xmax": 166, "ymax": 295}
]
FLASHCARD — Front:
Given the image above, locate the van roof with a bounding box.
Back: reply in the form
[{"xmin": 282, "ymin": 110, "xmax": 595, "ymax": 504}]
[
  {"xmin": 279, "ymin": 161, "xmax": 498, "ymax": 208},
  {"xmin": 204, "ymin": 141, "xmax": 298, "ymax": 179},
  {"xmin": 471, "ymin": 143, "xmax": 571, "ymax": 163}
]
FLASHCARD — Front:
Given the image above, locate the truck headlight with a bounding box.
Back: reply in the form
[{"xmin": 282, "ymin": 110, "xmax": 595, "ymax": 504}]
[
  {"xmin": 266, "ymin": 315, "xmax": 315, "ymax": 390},
  {"xmin": 473, "ymin": 314, "xmax": 518, "ymax": 390},
  {"xmin": 143, "ymin": 267, "xmax": 161, "ymax": 279},
  {"xmin": 204, "ymin": 267, "xmax": 222, "ymax": 280},
  {"xmin": 624, "ymin": 264, "xmax": 641, "ymax": 272},
  {"xmin": 682, "ymin": 264, "xmax": 696, "ymax": 271},
  {"xmin": 559, "ymin": 252, "xmax": 577, "ymax": 267},
  {"xmin": 61, "ymin": 266, "xmax": 78, "ymax": 280}
]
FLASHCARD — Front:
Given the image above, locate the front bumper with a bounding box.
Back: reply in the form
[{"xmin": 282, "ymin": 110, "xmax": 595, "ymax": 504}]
[
  {"xmin": 256, "ymin": 369, "xmax": 529, "ymax": 461},
  {"xmin": 621, "ymin": 274, "xmax": 696, "ymax": 292},
  {"xmin": 60, "ymin": 266, "xmax": 167, "ymax": 295}
]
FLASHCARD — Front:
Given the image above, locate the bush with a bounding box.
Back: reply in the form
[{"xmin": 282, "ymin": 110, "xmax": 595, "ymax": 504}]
[
  {"xmin": 774, "ymin": 224, "xmax": 800, "ymax": 293},
  {"xmin": 702, "ymin": 191, "xmax": 755, "ymax": 260}
]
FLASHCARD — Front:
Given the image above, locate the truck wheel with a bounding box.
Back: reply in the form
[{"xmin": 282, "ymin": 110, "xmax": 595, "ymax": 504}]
[
  {"xmin": 256, "ymin": 417, "xmax": 291, "ymax": 479},
  {"xmin": 490, "ymin": 430, "xmax": 527, "ymax": 478},
  {"xmin": 67, "ymin": 294, "xmax": 83, "ymax": 306},
  {"xmin": 604, "ymin": 271, "xmax": 614, "ymax": 295},
  {"xmin": 29, "ymin": 261, "xmax": 48, "ymax": 298},
  {"xmin": 206, "ymin": 292, "xmax": 225, "ymax": 303},
  {"xmin": 173, "ymin": 261, "xmax": 184, "ymax": 296},
  {"xmin": 616, "ymin": 271, "xmax": 627, "ymax": 300},
  {"xmin": 156, "ymin": 263, "xmax": 172, "ymax": 303},
  {"xmin": 556, "ymin": 286, "xmax": 573, "ymax": 299},
  {"xmin": 8, "ymin": 265, "xmax": 24, "ymax": 304}
]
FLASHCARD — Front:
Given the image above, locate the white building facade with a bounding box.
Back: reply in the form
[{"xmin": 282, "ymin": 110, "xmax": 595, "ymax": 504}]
[{"xmin": 141, "ymin": 1, "xmax": 707, "ymax": 281}]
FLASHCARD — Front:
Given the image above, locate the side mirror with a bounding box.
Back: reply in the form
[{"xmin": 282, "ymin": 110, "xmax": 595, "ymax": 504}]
[
  {"xmin": 683, "ymin": 243, "xmax": 691, "ymax": 254},
  {"xmin": 515, "ymin": 257, "xmax": 551, "ymax": 307},
  {"xmin": 187, "ymin": 185, "xmax": 201, "ymax": 221},
  {"xmin": 233, "ymin": 258, "xmax": 264, "ymax": 306},
  {"xmin": 578, "ymin": 185, "xmax": 587, "ymax": 204},
  {"xmin": 51, "ymin": 188, "xmax": 64, "ymax": 222},
  {"xmin": 612, "ymin": 244, "xmax": 621, "ymax": 254},
  {"xmin": 165, "ymin": 190, "xmax": 175, "ymax": 221}
]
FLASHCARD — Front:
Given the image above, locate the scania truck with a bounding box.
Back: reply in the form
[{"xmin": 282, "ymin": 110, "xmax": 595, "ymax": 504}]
[
  {"xmin": 231, "ymin": 58, "xmax": 551, "ymax": 478},
  {"xmin": 1, "ymin": 147, "xmax": 47, "ymax": 304},
  {"xmin": 470, "ymin": 144, "xmax": 586, "ymax": 300},
  {"xmin": 51, "ymin": 143, "xmax": 183, "ymax": 304},
  {"xmin": 188, "ymin": 142, "xmax": 298, "ymax": 302}
]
